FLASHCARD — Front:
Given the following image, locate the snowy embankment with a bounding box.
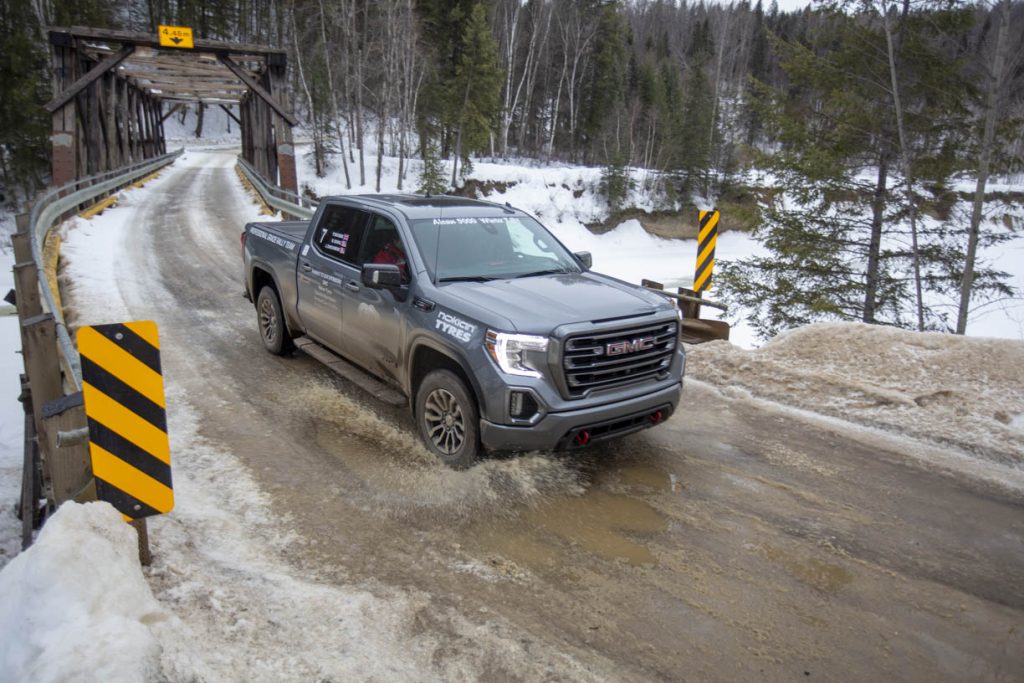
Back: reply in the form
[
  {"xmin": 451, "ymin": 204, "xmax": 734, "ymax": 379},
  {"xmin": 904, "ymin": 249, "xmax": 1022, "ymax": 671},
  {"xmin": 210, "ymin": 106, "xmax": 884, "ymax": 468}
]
[{"xmin": 688, "ymin": 322, "xmax": 1024, "ymax": 487}]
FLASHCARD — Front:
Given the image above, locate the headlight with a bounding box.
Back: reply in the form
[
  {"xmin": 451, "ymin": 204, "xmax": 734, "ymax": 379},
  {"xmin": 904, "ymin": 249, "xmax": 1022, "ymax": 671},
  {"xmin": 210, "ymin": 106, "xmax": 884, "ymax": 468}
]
[{"xmin": 485, "ymin": 330, "xmax": 548, "ymax": 378}]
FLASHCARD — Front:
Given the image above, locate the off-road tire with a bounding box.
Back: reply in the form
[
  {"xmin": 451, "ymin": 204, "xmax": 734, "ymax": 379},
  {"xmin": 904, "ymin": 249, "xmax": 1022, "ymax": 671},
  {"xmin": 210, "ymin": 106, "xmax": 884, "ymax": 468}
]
[
  {"xmin": 415, "ymin": 370, "xmax": 480, "ymax": 470},
  {"xmin": 256, "ymin": 286, "xmax": 293, "ymax": 355}
]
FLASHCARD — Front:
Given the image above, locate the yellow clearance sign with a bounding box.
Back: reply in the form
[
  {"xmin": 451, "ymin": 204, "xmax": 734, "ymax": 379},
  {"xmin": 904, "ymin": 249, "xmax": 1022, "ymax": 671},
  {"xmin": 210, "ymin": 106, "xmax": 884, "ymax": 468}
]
[
  {"xmin": 79, "ymin": 321, "xmax": 173, "ymax": 520},
  {"xmin": 158, "ymin": 25, "xmax": 194, "ymax": 49}
]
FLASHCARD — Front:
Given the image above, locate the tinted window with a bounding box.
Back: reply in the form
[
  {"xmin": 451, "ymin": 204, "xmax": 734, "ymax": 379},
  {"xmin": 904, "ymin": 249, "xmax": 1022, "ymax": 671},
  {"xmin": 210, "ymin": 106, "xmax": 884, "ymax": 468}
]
[
  {"xmin": 359, "ymin": 214, "xmax": 409, "ymax": 282},
  {"xmin": 314, "ymin": 205, "xmax": 368, "ymax": 265}
]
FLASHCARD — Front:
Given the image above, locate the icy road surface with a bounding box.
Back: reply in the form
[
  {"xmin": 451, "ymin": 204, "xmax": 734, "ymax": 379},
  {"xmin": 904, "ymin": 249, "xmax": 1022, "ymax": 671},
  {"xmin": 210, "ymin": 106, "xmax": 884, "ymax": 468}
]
[{"xmin": 51, "ymin": 150, "xmax": 1023, "ymax": 681}]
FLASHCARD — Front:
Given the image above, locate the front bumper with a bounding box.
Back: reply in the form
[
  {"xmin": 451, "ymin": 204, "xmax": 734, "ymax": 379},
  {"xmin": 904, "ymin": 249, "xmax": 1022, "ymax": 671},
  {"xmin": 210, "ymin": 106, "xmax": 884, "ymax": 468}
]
[{"xmin": 479, "ymin": 381, "xmax": 682, "ymax": 452}]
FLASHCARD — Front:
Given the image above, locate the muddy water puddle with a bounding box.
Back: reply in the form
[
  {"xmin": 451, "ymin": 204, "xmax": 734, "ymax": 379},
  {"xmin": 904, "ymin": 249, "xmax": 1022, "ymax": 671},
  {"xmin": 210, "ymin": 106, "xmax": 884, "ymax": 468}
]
[
  {"xmin": 293, "ymin": 381, "xmax": 683, "ymax": 566},
  {"xmin": 468, "ymin": 456, "xmax": 687, "ymax": 569},
  {"xmin": 760, "ymin": 544, "xmax": 853, "ymax": 593}
]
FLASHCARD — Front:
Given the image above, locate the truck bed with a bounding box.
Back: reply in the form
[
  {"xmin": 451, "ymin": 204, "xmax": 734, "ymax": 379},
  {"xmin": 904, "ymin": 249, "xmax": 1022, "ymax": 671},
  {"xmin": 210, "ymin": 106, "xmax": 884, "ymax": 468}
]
[{"xmin": 248, "ymin": 220, "xmax": 308, "ymax": 240}]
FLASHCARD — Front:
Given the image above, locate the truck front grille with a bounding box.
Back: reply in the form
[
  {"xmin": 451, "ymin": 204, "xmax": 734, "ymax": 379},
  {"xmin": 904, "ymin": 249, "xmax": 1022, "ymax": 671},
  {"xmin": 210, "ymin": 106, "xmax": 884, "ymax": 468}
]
[{"xmin": 562, "ymin": 320, "xmax": 677, "ymax": 397}]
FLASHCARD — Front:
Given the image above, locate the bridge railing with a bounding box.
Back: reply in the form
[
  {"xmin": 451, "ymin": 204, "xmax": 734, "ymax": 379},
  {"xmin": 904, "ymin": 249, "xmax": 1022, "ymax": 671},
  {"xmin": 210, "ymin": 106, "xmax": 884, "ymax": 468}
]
[
  {"xmin": 26, "ymin": 149, "xmax": 185, "ymax": 389},
  {"xmin": 12, "ymin": 148, "xmax": 183, "ymax": 549},
  {"xmin": 236, "ymin": 155, "xmax": 316, "ymax": 219}
]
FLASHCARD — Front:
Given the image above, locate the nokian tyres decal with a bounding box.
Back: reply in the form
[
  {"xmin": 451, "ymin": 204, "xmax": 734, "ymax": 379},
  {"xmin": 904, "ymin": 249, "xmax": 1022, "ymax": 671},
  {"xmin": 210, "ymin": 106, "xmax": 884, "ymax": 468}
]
[{"xmin": 436, "ymin": 311, "xmax": 476, "ymax": 343}]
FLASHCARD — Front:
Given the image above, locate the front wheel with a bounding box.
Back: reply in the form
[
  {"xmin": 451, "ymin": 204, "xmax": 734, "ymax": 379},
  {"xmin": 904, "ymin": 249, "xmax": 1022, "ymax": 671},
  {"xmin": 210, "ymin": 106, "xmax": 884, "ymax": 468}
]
[
  {"xmin": 256, "ymin": 286, "xmax": 293, "ymax": 355},
  {"xmin": 415, "ymin": 370, "xmax": 480, "ymax": 470}
]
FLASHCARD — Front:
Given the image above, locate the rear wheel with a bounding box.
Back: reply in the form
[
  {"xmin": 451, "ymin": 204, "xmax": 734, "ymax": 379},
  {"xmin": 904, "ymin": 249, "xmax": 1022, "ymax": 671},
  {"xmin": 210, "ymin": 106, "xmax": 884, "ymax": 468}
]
[
  {"xmin": 415, "ymin": 370, "xmax": 479, "ymax": 469},
  {"xmin": 256, "ymin": 286, "xmax": 293, "ymax": 355}
]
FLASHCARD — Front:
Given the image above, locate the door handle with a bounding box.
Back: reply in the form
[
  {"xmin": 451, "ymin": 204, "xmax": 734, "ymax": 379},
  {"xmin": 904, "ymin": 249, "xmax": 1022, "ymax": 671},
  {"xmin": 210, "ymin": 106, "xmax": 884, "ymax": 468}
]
[
  {"xmin": 300, "ymin": 262, "xmax": 313, "ymax": 272},
  {"xmin": 344, "ymin": 281, "xmax": 360, "ymax": 292}
]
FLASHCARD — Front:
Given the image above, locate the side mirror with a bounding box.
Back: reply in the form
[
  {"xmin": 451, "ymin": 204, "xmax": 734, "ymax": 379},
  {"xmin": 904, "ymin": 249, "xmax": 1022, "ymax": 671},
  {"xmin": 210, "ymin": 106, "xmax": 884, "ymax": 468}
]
[
  {"xmin": 574, "ymin": 251, "xmax": 592, "ymax": 270},
  {"xmin": 362, "ymin": 263, "xmax": 403, "ymax": 289}
]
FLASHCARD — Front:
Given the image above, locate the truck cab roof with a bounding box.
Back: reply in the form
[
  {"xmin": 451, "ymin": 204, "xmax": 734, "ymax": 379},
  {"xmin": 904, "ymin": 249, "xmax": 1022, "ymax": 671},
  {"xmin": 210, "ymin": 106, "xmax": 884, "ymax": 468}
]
[{"xmin": 321, "ymin": 193, "xmax": 524, "ymax": 221}]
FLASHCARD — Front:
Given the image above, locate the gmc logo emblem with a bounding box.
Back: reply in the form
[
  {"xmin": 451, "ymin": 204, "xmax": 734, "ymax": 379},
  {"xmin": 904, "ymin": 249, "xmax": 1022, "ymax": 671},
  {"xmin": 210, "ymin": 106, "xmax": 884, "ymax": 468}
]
[{"xmin": 606, "ymin": 337, "xmax": 655, "ymax": 356}]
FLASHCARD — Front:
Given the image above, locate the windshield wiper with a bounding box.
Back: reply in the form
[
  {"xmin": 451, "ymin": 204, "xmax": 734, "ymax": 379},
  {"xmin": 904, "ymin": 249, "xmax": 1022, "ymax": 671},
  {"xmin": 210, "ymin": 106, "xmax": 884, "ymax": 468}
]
[
  {"xmin": 513, "ymin": 268, "xmax": 573, "ymax": 279},
  {"xmin": 438, "ymin": 275, "xmax": 498, "ymax": 283}
]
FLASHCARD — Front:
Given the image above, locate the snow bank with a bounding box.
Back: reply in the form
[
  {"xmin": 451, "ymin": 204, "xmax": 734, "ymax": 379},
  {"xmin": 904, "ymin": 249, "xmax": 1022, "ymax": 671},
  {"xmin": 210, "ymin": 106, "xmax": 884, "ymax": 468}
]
[
  {"xmin": 688, "ymin": 322, "xmax": 1024, "ymax": 473},
  {"xmin": 1, "ymin": 220, "xmax": 24, "ymax": 568},
  {"xmin": 0, "ymin": 502, "xmax": 168, "ymax": 683}
]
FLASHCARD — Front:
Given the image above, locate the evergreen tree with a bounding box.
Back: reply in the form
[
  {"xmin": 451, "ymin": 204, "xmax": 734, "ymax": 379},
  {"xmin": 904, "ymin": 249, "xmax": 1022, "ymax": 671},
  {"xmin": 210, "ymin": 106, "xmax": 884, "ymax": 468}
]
[
  {"xmin": 448, "ymin": 1, "xmax": 503, "ymax": 184},
  {"xmin": 600, "ymin": 151, "xmax": 633, "ymax": 211},
  {"xmin": 581, "ymin": 2, "xmax": 629, "ymax": 161},
  {"xmin": 719, "ymin": 5, "xmax": 983, "ymax": 339},
  {"xmin": 678, "ymin": 17, "xmax": 718, "ymax": 197},
  {"xmin": 418, "ymin": 139, "xmax": 448, "ymax": 195},
  {"xmin": 0, "ymin": 0, "xmax": 50, "ymax": 203}
]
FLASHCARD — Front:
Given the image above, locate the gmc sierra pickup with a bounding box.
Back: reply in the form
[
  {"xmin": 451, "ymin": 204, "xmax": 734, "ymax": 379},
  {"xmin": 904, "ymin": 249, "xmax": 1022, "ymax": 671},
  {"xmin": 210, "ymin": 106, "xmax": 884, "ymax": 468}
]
[{"xmin": 242, "ymin": 194, "xmax": 684, "ymax": 468}]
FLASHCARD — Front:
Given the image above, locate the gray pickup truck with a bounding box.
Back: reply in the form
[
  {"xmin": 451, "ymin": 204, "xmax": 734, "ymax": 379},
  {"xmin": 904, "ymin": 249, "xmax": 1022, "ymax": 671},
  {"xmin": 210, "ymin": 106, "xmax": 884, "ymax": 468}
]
[{"xmin": 242, "ymin": 194, "xmax": 684, "ymax": 468}]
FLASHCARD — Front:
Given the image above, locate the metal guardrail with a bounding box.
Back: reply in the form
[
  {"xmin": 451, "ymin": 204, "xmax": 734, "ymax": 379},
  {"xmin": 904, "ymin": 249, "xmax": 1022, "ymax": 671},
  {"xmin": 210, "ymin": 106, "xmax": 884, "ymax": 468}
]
[
  {"xmin": 28, "ymin": 149, "xmax": 184, "ymax": 390},
  {"xmin": 236, "ymin": 155, "xmax": 316, "ymax": 219}
]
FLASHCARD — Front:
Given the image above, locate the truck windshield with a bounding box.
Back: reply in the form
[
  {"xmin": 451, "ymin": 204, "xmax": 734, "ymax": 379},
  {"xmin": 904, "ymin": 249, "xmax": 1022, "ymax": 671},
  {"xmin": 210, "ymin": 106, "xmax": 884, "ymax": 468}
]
[{"xmin": 409, "ymin": 215, "xmax": 581, "ymax": 282}]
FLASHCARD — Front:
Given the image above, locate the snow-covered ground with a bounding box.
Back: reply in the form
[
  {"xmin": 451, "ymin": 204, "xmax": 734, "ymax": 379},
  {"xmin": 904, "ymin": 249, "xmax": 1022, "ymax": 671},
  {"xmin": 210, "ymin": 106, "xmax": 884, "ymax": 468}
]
[
  {"xmin": 0, "ymin": 214, "xmax": 23, "ymax": 565},
  {"xmin": 163, "ymin": 104, "xmax": 239, "ymax": 147},
  {"xmin": 688, "ymin": 323, "xmax": 1024, "ymax": 488}
]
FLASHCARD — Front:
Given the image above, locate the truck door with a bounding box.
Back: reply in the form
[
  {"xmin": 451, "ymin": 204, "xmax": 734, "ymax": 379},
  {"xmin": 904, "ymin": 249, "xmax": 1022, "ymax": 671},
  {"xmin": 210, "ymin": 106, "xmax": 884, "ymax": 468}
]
[
  {"xmin": 296, "ymin": 204, "xmax": 369, "ymax": 352},
  {"xmin": 337, "ymin": 212, "xmax": 409, "ymax": 382}
]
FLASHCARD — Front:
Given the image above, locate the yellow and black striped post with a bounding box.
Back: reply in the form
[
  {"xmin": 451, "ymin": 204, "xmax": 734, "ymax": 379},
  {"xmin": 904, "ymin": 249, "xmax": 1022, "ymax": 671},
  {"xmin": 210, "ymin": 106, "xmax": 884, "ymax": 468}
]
[
  {"xmin": 694, "ymin": 209, "xmax": 719, "ymax": 293},
  {"xmin": 79, "ymin": 321, "xmax": 173, "ymax": 520}
]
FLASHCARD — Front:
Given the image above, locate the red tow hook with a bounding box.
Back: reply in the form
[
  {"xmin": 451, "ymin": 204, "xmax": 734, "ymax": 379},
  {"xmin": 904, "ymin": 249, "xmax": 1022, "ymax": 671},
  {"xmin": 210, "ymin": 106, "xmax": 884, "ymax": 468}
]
[
  {"xmin": 650, "ymin": 410, "xmax": 663, "ymax": 425},
  {"xmin": 574, "ymin": 430, "xmax": 591, "ymax": 446}
]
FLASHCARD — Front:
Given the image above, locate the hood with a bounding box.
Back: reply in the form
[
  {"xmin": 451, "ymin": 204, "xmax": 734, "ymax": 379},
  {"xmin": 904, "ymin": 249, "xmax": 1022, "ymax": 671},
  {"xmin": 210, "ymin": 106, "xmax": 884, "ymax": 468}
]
[{"xmin": 439, "ymin": 272, "xmax": 671, "ymax": 334}]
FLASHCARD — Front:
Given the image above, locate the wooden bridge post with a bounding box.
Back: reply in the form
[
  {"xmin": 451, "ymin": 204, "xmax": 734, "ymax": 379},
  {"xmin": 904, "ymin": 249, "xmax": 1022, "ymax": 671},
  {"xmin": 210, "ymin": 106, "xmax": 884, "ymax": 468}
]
[
  {"xmin": 270, "ymin": 55, "xmax": 298, "ymax": 197},
  {"xmin": 50, "ymin": 35, "xmax": 78, "ymax": 189}
]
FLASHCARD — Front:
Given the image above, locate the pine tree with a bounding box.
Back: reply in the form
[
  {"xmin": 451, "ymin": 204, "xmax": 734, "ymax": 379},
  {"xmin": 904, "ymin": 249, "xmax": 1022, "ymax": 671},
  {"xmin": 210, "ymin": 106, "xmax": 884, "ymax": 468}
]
[
  {"xmin": 600, "ymin": 152, "xmax": 633, "ymax": 211},
  {"xmin": 677, "ymin": 17, "xmax": 717, "ymax": 198},
  {"xmin": 581, "ymin": 2, "xmax": 629, "ymax": 160},
  {"xmin": 719, "ymin": 6, "xmax": 983, "ymax": 339},
  {"xmin": 448, "ymin": 1, "xmax": 503, "ymax": 185},
  {"xmin": 0, "ymin": 0, "xmax": 50, "ymax": 202},
  {"xmin": 418, "ymin": 139, "xmax": 448, "ymax": 195}
]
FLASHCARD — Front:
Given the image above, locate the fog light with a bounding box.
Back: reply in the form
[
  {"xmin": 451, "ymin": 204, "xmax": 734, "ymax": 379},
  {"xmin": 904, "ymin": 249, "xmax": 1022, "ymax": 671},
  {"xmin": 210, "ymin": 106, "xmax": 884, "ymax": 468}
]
[
  {"xmin": 509, "ymin": 390, "xmax": 538, "ymax": 420},
  {"xmin": 510, "ymin": 391, "xmax": 524, "ymax": 417}
]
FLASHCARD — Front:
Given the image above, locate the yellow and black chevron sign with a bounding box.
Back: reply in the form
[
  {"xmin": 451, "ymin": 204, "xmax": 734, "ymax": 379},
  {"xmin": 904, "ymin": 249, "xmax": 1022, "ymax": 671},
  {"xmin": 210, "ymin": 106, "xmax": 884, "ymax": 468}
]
[
  {"xmin": 694, "ymin": 209, "xmax": 719, "ymax": 293},
  {"xmin": 79, "ymin": 321, "xmax": 173, "ymax": 520}
]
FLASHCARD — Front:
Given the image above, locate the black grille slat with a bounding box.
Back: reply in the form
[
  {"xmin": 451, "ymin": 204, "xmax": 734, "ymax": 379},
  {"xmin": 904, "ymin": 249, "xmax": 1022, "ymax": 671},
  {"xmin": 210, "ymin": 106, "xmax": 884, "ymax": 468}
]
[
  {"xmin": 565, "ymin": 344, "xmax": 674, "ymax": 370},
  {"xmin": 570, "ymin": 357, "xmax": 671, "ymax": 380},
  {"xmin": 566, "ymin": 331, "xmax": 677, "ymax": 355},
  {"xmin": 562, "ymin": 321, "xmax": 677, "ymax": 397},
  {"xmin": 565, "ymin": 322, "xmax": 675, "ymax": 349}
]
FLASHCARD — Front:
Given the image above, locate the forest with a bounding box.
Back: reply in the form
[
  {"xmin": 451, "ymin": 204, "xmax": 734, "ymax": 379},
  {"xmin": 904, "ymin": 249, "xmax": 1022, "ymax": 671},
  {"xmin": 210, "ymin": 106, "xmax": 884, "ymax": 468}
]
[{"xmin": 1, "ymin": 0, "xmax": 1022, "ymax": 335}]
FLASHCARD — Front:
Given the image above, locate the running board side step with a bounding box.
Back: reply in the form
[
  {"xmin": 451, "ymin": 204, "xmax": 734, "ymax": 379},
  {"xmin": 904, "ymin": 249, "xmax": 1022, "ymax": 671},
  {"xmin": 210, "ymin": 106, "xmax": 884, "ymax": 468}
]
[{"xmin": 293, "ymin": 336, "xmax": 407, "ymax": 407}]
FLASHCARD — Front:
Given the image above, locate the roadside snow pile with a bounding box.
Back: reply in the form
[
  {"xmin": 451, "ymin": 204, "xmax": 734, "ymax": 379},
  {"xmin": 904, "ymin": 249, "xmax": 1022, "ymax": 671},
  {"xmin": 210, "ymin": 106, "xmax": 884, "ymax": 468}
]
[
  {"xmin": 688, "ymin": 322, "xmax": 1024, "ymax": 468},
  {"xmin": 1, "ymin": 224, "xmax": 24, "ymax": 567},
  {"xmin": 0, "ymin": 502, "xmax": 168, "ymax": 683}
]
